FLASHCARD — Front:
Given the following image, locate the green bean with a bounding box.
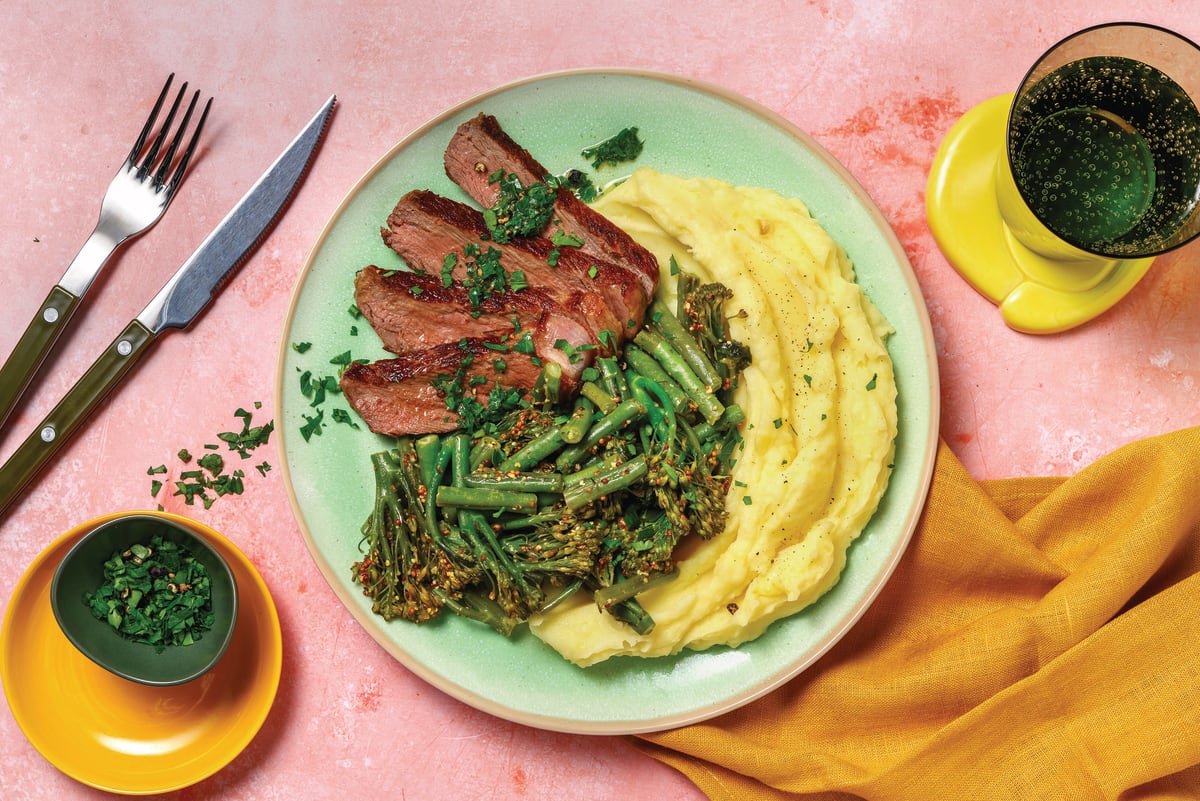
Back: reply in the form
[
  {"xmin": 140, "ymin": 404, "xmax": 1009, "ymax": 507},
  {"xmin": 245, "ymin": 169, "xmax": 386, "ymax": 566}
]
[
  {"xmin": 648, "ymin": 299, "xmax": 722, "ymax": 390},
  {"xmin": 629, "ymin": 375, "xmax": 676, "ymax": 443},
  {"xmin": 623, "ymin": 343, "xmax": 689, "ymax": 412},
  {"xmin": 555, "ymin": 398, "xmax": 647, "ymax": 470},
  {"xmin": 592, "ymin": 569, "xmax": 678, "ymax": 608},
  {"xmin": 447, "ymin": 432, "xmax": 471, "ymax": 487},
  {"xmin": 579, "ymin": 380, "xmax": 617, "ymax": 414},
  {"xmin": 691, "ymin": 404, "xmax": 747, "ymax": 442},
  {"xmin": 634, "ymin": 328, "xmax": 724, "ymax": 425},
  {"xmin": 562, "ymin": 451, "xmax": 623, "ymax": 488},
  {"xmin": 469, "ymin": 435, "xmax": 502, "ymax": 471},
  {"xmin": 497, "ymin": 426, "xmax": 564, "ymax": 473},
  {"xmin": 414, "ymin": 435, "xmax": 448, "ymax": 535},
  {"xmin": 464, "ymin": 471, "xmax": 565, "ymax": 494},
  {"xmin": 559, "ymin": 395, "xmax": 595, "ymax": 444},
  {"xmin": 563, "ymin": 453, "xmax": 648, "ymax": 510},
  {"xmin": 415, "ymin": 434, "xmax": 443, "ymax": 494},
  {"xmin": 596, "ymin": 356, "xmax": 628, "ymax": 400},
  {"xmin": 436, "ymin": 484, "xmax": 539, "ymax": 513},
  {"xmin": 436, "ymin": 433, "xmax": 471, "ymax": 524},
  {"xmin": 533, "ymin": 360, "xmax": 563, "ymax": 406}
]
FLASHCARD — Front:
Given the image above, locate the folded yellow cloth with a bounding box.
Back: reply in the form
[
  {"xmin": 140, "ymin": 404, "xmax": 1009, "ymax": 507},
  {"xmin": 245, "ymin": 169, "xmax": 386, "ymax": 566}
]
[{"xmin": 634, "ymin": 427, "xmax": 1200, "ymax": 800}]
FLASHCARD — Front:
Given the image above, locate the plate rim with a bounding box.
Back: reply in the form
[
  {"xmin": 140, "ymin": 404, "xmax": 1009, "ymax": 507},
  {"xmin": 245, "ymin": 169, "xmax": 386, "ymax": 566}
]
[
  {"xmin": 0, "ymin": 510, "xmax": 283, "ymax": 793},
  {"xmin": 273, "ymin": 67, "xmax": 940, "ymax": 734}
]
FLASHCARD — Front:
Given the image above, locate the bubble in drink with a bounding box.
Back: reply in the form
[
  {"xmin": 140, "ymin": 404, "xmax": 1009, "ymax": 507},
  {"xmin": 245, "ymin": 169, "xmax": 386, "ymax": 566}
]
[
  {"xmin": 1017, "ymin": 106, "xmax": 1155, "ymax": 242},
  {"xmin": 1009, "ymin": 55, "xmax": 1200, "ymax": 255}
]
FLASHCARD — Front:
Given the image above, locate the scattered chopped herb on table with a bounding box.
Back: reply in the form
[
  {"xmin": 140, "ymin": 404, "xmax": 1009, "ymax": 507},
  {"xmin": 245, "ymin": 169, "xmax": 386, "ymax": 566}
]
[
  {"xmin": 84, "ymin": 534, "xmax": 215, "ymax": 652},
  {"xmin": 147, "ymin": 404, "xmax": 275, "ymax": 509}
]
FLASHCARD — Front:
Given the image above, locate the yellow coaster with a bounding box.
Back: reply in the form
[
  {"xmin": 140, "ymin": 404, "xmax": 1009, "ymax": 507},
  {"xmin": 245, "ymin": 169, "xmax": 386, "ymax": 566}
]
[{"xmin": 926, "ymin": 94, "xmax": 1154, "ymax": 334}]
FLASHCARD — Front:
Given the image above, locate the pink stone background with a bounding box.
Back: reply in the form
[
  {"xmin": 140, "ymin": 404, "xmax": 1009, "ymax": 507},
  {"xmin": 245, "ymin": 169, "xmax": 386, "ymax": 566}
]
[{"xmin": 2, "ymin": 2, "xmax": 1198, "ymax": 799}]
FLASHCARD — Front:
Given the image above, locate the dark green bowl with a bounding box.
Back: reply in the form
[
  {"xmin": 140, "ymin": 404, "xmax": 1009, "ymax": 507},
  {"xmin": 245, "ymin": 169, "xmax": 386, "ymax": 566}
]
[{"xmin": 50, "ymin": 514, "xmax": 238, "ymax": 686}]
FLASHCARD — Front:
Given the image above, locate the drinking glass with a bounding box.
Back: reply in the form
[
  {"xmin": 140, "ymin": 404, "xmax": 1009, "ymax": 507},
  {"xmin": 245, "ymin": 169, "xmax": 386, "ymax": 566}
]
[{"xmin": 927, "ymin": 23, "xmax": 1200, "ymax": 333}]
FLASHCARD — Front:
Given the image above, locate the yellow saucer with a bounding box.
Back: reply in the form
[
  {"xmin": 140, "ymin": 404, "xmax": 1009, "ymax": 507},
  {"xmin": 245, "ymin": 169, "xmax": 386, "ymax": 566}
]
[
  {"xmin": 926, "ymin": 93, "xmax": 1154, "ymax": 333},
  {"xmin": 1, "ymin": 511, "xmax": 282, "ymax": 795}
]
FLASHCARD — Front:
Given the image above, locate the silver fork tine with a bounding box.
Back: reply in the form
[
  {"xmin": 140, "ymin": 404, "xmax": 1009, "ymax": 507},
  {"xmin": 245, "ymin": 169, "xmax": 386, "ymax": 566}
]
[
  {"xmin": 136, "ymin": 79, "xmax": 187, "ymax": 182},
  {"xmin": 128, "ymin": 74, "xmax": 176, "ymax": 172},
  {"xmin": 0, "ymin": 75, "xmax": 211, "ymax": 433},
  {"xmin": 159, "ymin": 94, "xmax": 212, "ymax": 195}
]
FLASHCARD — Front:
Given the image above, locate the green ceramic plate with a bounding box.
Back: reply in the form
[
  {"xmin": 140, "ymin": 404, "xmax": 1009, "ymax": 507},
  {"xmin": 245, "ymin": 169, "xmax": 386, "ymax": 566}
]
[{"xmin": 275, "ymin": 69, "xmax": 939, "ymax": 734}]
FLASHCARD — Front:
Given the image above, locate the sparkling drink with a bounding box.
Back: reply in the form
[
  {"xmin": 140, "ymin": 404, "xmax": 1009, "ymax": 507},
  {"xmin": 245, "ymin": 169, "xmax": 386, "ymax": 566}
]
[{"xmin": 1008, "ymin": 55, "xmax": 1200, "ymax": 256}]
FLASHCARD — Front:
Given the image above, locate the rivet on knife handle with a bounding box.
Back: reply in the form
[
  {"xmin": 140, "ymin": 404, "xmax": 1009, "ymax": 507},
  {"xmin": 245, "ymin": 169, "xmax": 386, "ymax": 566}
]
[
  {"xmin": 0, "ymin": 320, "xmax": 155, "ymax": 516},
  {"xmin": 0, "ymin": 285, "xmax": 81, "ymax": 431}
]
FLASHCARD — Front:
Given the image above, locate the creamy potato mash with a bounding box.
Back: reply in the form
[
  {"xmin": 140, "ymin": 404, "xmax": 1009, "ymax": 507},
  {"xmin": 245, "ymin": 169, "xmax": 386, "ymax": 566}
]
[{"xmin": 528, "ymin": 168, "xmax": 898, "ymax": 666}]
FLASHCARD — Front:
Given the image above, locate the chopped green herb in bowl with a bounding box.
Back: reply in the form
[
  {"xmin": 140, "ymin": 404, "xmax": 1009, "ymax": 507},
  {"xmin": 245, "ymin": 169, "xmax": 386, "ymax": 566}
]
[
  {"xmin": 84, "ymin": 533, "xmax": 216, "ymax": 652},
  {"xmin": 51, "ymin": 514, "xmax": 238, "ymax": 686}
]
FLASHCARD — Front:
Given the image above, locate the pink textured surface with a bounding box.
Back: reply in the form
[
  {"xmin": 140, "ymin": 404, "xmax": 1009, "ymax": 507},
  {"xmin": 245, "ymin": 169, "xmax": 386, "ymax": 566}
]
[{"xmin": 2, "ymin": 2, "xmax": 1197, "ymax": 799}]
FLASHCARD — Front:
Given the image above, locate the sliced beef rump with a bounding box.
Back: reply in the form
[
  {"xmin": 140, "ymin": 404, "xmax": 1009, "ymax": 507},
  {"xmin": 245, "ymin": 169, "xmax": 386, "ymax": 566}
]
[
  {"xmin": 380, "ymin": 189, "xmax": 646, "ymax": 341},
  {"xmin": 340, "ymin": 337, "xmax": 544, "ymax": 436},
  {"xmin": 443, "ymin": 113, "xmax": 660, "ymax": 299},
  {"xmin": 353, "ymin": 265, "xmax": 595, "ymax": 388},
  {"xmin": 344, "ymin": 116, "xmax": 662, "ymax": 439}
]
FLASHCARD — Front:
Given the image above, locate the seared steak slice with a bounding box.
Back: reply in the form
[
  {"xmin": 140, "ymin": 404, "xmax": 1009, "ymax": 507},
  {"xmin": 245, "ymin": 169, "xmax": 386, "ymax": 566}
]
[
  {"xmin": 443, "ymin": 113, "xmax": 660, "ymax": 299},
  {"xmin": 381, "ymin": 190, "xmax": 646, "ymax": 342},
  {"xmin": 353, "ymin": 265, "xmax": 594, "ymax": 387},
  {"xmin": 340, "ymin": 337, "xmax": 543, "ymax": 436}
]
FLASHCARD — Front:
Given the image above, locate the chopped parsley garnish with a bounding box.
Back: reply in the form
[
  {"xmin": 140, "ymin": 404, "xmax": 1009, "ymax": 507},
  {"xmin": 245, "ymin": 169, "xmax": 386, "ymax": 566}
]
[
  {"xmin": 429, "ymin": 342, "xmax": 530, "ymax": 434},
  {"xmin": 460, "ymin": 243, "xmax": 511, "ymax": 310},
  {"xmin": 483, "ymin": 171, "xmax": 558, "ymax": 244},
  {"xmin": 558, "ymin": 168, "xmax": 597, "ymax": 202},
  {"xmin": 581, "ymin": 127, "xmax": 643, "ymax": 169},
  {"xmin": 294, "ymin": 346, "xmax": 369, "ymax": 441},
  {"xmin": 331, "ymin": 408, "xmax": 360, "ymax": 429},
  {"xmin": 218, "ymin": 407, "xmax": 275, "ymax": 459},
  {"xmin": 551, "ymin": 230, "xmax": 584, "ymax": 248},
  {"xmin": 147, "ymin": 406, "xmax": 274, "ymax": 509},
  {"xmin": 300, "ymin": 409, "xmax": 325, "ymax": 442},
  {"xmin": 513, "ymin": 332, "xmax": 536, "ymax": 354}
]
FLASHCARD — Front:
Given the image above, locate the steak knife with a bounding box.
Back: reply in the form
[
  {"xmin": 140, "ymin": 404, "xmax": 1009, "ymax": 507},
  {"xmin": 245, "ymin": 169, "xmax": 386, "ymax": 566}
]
[{"xmin": 0, "ymin": 94, "xmax": 336, "ymax": 516}]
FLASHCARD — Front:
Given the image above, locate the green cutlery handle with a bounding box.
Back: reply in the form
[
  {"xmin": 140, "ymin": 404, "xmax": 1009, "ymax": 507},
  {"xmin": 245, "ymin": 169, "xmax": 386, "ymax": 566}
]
[
  {"xmin": 0, "ymin": 285, "xmax": 81, "ymax": 431},
  {"xmin": 0, "ymin": 319, "xmax": 157, "ymax": 516}
]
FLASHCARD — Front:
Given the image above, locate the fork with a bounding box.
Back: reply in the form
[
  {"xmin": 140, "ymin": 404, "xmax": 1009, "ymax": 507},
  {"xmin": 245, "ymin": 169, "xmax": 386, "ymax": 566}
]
[{"xmin": 0, "ymin": 75, "xmax": 212, "ymax": 432}]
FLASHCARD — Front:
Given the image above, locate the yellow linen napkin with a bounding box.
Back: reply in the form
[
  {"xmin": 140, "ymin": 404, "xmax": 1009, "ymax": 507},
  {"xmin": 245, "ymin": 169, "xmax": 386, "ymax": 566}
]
[{"xmin": 634, "ymin": 427, "xmax": 1200, "ymax": 800}]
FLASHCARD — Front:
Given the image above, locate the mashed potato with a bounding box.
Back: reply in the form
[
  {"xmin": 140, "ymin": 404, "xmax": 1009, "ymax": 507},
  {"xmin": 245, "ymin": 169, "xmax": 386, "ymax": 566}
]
[{"xmin": 528, "ymin": 168, "xmax": 898, "ymax": 666}]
